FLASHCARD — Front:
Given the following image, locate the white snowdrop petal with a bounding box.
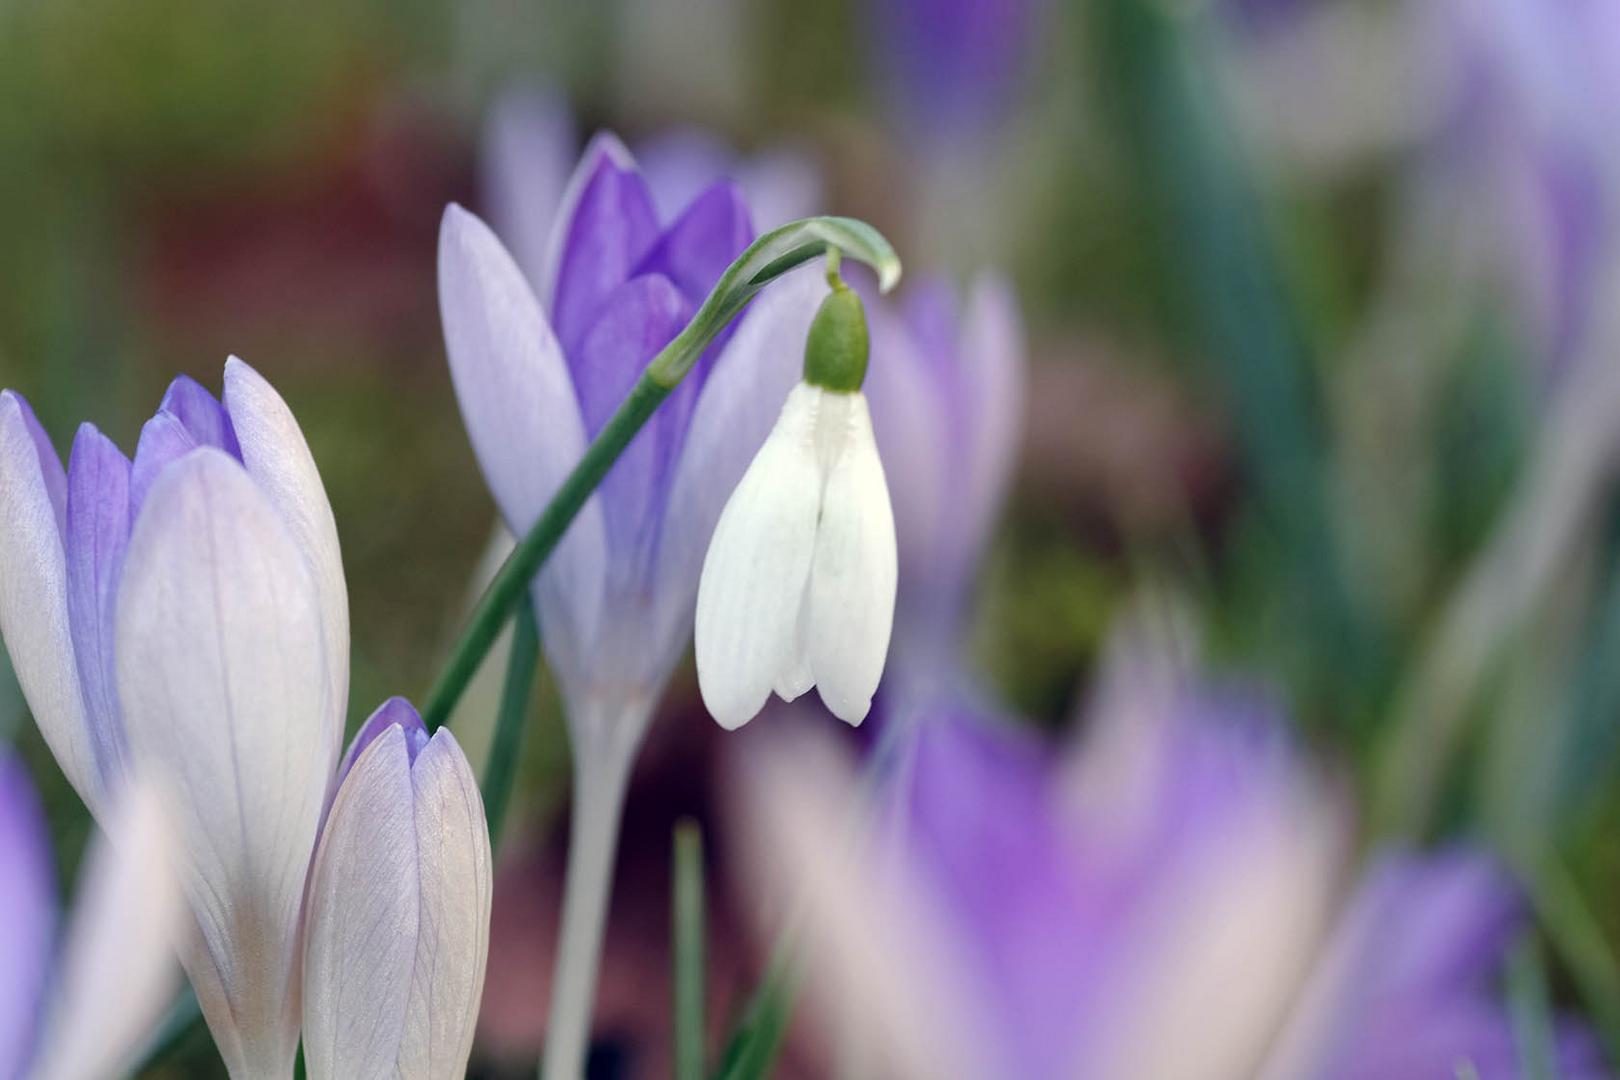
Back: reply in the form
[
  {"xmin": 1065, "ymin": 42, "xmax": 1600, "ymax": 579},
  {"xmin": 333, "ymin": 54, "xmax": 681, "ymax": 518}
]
[
  {"xmin": 695, "ymin": 384, "xmax": 823, "ymax": 729},
  {"xmin": 29, "ymin": 781, "xmax": 183, "ymax": 1080},
  {"xmin": 302, "ymin": 726, "xmax": 417, "ymax": 1080},
  {"xmin": 115, "ymin": 449, "xmax": 330, "ymax": 1079},
  {"xmin": 772, "ymin": 590, "xmax": 815, "ymax": 703},
  {"xmin": 807, "ymin": 394, "xmax": 897, "ymax": 725}
]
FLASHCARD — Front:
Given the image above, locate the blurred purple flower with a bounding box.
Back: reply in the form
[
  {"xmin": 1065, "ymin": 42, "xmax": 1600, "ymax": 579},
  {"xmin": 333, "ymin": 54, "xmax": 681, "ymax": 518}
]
[
  {"xmin": 871, "ymin": 0, "xmax": 1041, "ymax": 141},
  {"xmin": 862, "ymin": 274, "xmax": 1024, "ymax": 701},
  {"xmin": 303, "ymin": 697, "xmax": 492, "ymax": 1080},
  {"xmin": 1417, "ymin": 0, "xmax": 1620, "ymax": 371},
  {"xmin": 0, "ymin": 755, "xmax": 182, "ymax": 1080},
  {"xmin": 740, "ymin": 681, "xmax": 1602, "ymax": 1078},
  {"xmin": 438, "ymin": 136, "xmax": 825, "ymax": 749},
  {"xmin": 0, "ymin": 360, "xmax": 348, "ymax": 819}
]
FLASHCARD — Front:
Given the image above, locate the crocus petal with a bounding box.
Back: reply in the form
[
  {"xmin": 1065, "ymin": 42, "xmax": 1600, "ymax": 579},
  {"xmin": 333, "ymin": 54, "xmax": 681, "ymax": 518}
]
[
  {"xmin": 398, "ymin": 729, "xmax": 491, "ymax": 1079},
  {"xmin": 0, "ymin": 392, "xmax": 99, "ymax": 810},
  {"xmin": 129, "ymin": 412, "xmax": 200, "ymax": 522},
  {"xmin": 63, "ymin": 424, "xmax": 132, "ymax": 796},
  {"xmin": 482, "ymin": 84, "xmax": 578, "ymax": 297},
  {"xmin": 806, "ymin": 393, "xmax": 898, "ymax": 724},
  {"xmin": 303, "ymin": 720, "xmax": 491, "ymax": 1080},
  {"xmin": 539, "ymin": 132, "xmax": 641, "ymax": 318},
  {"xmin": 223, "ymin": 356, "xmax": 350, "ymax": 759},
  {"xmin": 547, "ymin": 139, "xmax": 661, "ymax": 354},
  {"xmin": 303, "ymin": 725, "xmax": 418, "ymax": 1080},
  {"xmin": 337, "ymin": 695, "xmax": 430, "ymax": 787},
  {"xmin": 656, "ymin": 269, "xmax": 823, "ymax": 651},
  {"xmin": 958, "ymin": 275, "xmax": 1025, "ymax": 571},
  {"xmin": 0, "ymin": 758, "xmax": 54, "ymax": 1080},
  {"xmin": 634, "ymin": 129, "xmax": 823, "ymax": 228},
  {"xmin": 116, "ymin": 449, "xmax": 331, "ymax": 1079},
  {"xmin": 29, "ymin": 780, "xmax": 183, "ymax": 1080},
  {"xmin": 158, "ymin": 375, "xmax": 241, "ymax": 458},
  {"xmin": 438, "ymin": 204, "xmax": 607, "ymax": 668},
  {"xmin": 694, "ymin": 383, "xmax": 823, "ymax": 729}
]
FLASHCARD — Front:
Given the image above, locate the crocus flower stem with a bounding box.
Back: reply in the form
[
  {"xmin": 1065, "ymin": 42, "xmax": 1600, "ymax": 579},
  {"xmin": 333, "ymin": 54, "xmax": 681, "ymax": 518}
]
[
  {"xmin": 543, "ymin": 732, "xmax": 638, "ymax": 1080},
  {"xmin": 482, "ymin": 592, "xmax": 541, "ymax": 853},
  {"xmin": 421, "ymin": 216, "xmax": 900, "ymax": 731}
]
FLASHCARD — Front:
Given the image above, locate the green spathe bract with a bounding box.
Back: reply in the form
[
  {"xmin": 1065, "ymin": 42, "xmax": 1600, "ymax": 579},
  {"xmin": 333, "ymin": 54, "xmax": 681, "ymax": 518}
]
[{"xmin": 802, "ymin": 284, "xmax": 869, "ymax": 393}]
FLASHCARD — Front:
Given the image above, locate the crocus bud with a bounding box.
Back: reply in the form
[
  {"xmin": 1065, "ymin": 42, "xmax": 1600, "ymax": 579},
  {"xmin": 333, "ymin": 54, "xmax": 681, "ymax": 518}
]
[
  {"xmin": 302, "ymin": 698, "xmax": 492, "ymax": 1080},
  {"xmin": 695, "ymin": 278, "xmax": 898, "ymax": 728}
]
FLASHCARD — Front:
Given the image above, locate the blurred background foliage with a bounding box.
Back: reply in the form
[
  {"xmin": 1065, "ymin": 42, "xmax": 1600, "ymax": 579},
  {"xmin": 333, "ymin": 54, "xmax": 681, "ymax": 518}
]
[{"xmin": 4, "ymin": 0, "xmax": 1620, "ymax": 1074}]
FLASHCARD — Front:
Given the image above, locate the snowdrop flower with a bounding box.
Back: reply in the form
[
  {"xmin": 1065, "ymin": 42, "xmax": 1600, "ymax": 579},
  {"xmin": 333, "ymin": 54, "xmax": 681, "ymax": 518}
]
[
  {"xmin": 863, "ymin": 274, "xmax": 1024, "ymax": 702},
  {"xmin": 302, "ymin": 698, "xmax": 492, "ymax": 1080},
  {"xmin": 439, "ymin": 134, "xmax": 821, "ymax": 754},
  {"xmin": 695, "ymin": 279, "xmax": 898, "ymax": 728},
  {"xmin": 735, "ymin": 687, "xmax": 1601, "ymax": 1078},
  {"xmin": 0, "ymin": 755, "xmax": 183, "ymax": 1080},
  {"xmin": 0, "ymin": 359, "xmax": 348, "ymax": 821}
]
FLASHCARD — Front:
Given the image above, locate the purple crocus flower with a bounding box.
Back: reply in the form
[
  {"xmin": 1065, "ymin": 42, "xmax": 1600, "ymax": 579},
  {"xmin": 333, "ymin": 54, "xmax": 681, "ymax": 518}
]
[
  {"xmin": 302, "ymin": 697, "xmax": 492, "ymax": 1080},
  {"xmin": 0, "ymin": 360, "xmax": 351, "ymax": 1077},
  {"xmin": 737, "ymin": 679, "xmax": 1602, "ymax": 1078},
  {"xmin": 1413, "ymin": 0, "xmax": 1619, "ymax": 373},
  {"xmin": 871, "ymin": 0, "xmax": 1041, "ymax": 142},
  {"xmin": 862, "ymin": 274, "xmax": 1024, "ymax": 703},
  {"xmin": 439, "ymin": 134, "xmax": 824, "ymax": 750},
  {"xmin": 0, "ymin": 360, "xmax": 348, "ymax": 819},
  {"xmin": 0, "ymin": 755, "xmax": 182, "ymax": 1080}
]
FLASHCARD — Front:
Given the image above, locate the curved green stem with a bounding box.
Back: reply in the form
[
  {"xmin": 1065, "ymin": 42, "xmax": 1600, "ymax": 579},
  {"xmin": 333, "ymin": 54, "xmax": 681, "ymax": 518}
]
[
  {"xmin": 481, "ymin": 593, "xmax": 540, "ymax": 852},
  {"xmin": 421, "ymin": 216, "xmax": 900, "ymax": 731}
]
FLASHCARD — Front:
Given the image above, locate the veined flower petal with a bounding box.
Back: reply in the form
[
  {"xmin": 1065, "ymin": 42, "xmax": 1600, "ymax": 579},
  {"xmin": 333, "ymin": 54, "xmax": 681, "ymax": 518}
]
[
  {"xmin": 694, "ymin": 383, "xmax": 823, "ymax": 729},
  {"xmin": 0, "ymin": 392, "xmax": 100, "ymax": 810},
  {"xmin": 303, "ymin": 725, "xmax": 418, "ymax": 1080},
  {"xmin": 63, "ymin": 424, "xmax": 133, "ymax": 798},
  {"xmin": 656, "ymin": 270, "xmax": 822, "ymax": 654},
  {"xmin": 398, "ymin": 729, "xmax": 491, "ymax": 1079},
  {"xmin": 438, "ymin": 204, "xmax": 608, "ymax": 667},
  {"xmin": 806, "ymin": 392, "xmax": 897, "ymax": 725},
  {"xmin": 223, "ymin": 356, "xmax": 350, "ymax": 763},
  {"xmin": 29, "ymin": 780, "xmax": 183, "ymax": 1080},
  {"xmin": 0, "ymin": 758, "xmax": 54, "ymax": 1080},
  {"xmin": 116, "ymin": 449, "xmax": 331, "ymax": 1079}
]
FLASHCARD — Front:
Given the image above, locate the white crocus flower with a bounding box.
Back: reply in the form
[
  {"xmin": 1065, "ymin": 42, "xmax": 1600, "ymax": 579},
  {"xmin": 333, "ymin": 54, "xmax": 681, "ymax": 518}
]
[{"xmin": 695, "ymin": 282, "xmax": 898, "ymax": 728}]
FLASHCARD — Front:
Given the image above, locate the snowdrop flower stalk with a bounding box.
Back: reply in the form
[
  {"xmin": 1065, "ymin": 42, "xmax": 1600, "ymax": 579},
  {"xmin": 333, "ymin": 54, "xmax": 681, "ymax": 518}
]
[
  {"xmin": 436, "ymin": 133, "xmax": 898, "ymax": 1078},
  {"xmin": 0, "ymin": 360, "xmax": 349, "ymax": 1078},
  {"xmin": 302, "ymin": 697, "xmax": 492, "ymax": 1080},
  {"xmin": 0, "ymin": 756, "xmax": 182, "ymax": 1080},
  {"xmin": 696, "ymin": 256, "xmax": 899, "ymax": 728}
]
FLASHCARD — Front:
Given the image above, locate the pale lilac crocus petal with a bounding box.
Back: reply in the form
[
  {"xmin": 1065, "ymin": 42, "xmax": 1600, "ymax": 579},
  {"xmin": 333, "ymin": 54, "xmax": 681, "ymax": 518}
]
[
  {"xmin": 655, "ymin": 269, "xmax": 822, "ymax": 650},
  {"xmin": 116, "ymin": 449, "xmax": 331, "ymax": 1079},
  {"xmin": 303, "ymin": 721, "xmax": 491, "ymax": 1080},
  {"xmin": 958, "ymin": 274, "xmax": 1026, "ymax": 573},
  {"xmin": 129, "ymin": 412, "xmax": 200, "ymax": 522},
  {"xmin": 0, "ymin": 392, "xmax": 99, "ymax": 810},
  {"xmin": 223, "ymin": 356, "xmax": 350, "ymax": 759},
  {"xmin": 337, "ymin": 695, "xmax": 430, "ymax": 787},
  {"xmin": 437, "ymin": 204, "xmax": 607, "ymax": 669},
  {"xmin": 29, "ymin": 781, "xmax": 183, "ymax": 1080},
  {"xmin": 0, "ymin": 757, "xmax": 54, "ymax": 1080},
  {"xmin": 303, "ymin": 725, "xmax": 418, "ymax": 1080},
  {"xmin": 483, "ymin": 84, "xmax": 578, "ymax": 296},
  {"xmin": 398, "ymin": 729, "xmax": 491, "ymax": 1078},
  {"xmin": 63, "ymin": 425, "xmax": 132, "ymax": 796},
  {"xmin": 548, "ymin": 143, "xmax": 661, "ymax": 354},
  {"xmin": 635, "ymin": 129, "xmax": 824, "ymax": 228}
]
